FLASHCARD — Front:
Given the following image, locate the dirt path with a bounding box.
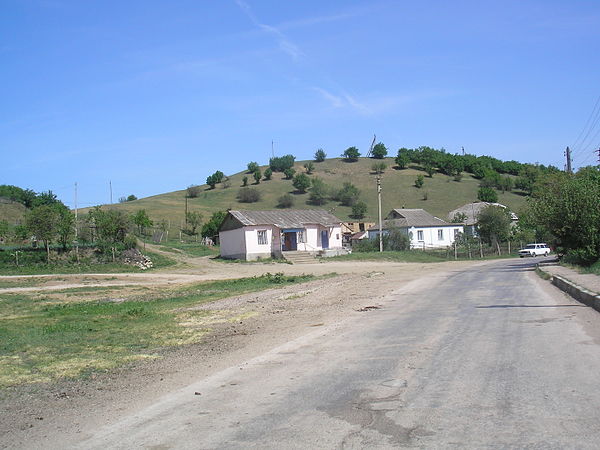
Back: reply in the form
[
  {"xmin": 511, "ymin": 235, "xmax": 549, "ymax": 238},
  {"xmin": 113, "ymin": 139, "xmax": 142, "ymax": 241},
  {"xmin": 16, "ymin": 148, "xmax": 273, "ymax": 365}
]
[{"xmin": 0, "ymin": 258, "xmax": 484, "ymax": 449}]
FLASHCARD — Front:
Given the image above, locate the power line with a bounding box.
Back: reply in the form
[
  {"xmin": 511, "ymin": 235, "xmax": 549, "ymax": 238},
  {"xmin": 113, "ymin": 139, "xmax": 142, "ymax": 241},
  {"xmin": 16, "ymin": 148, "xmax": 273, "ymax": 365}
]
[{"xmin": 571, "ymin": 95, "xmax": 600, "ymax": 156}]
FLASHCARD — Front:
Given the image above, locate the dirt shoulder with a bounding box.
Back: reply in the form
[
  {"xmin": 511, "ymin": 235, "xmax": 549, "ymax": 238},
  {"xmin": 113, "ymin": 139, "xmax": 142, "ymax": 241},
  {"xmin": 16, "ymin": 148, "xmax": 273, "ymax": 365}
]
[{"xmin": 0, "ymin": 258, "xmax": 482, "ymax": 449}]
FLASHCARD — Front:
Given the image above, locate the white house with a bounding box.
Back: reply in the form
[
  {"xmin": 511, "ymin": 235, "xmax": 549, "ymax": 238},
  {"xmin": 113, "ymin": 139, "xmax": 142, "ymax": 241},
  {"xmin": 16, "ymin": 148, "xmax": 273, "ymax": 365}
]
[
  {"xmin": 447, "ymin": 202, "xmax": 519, "ymax": 235},
  {"xmin": 368, "ymin": 208, "xmax": 463, "ymax": 249},
  {"xmin": 219, "ymin": 210, "xmax": 343, "ymax": 260}
]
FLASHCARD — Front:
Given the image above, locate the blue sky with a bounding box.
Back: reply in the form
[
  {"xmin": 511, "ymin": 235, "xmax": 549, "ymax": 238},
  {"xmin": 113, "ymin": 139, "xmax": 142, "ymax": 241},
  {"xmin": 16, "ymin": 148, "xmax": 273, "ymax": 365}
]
[{"xmin": 2, "ymin": 0, "xmax": 600, "ymax": 208}]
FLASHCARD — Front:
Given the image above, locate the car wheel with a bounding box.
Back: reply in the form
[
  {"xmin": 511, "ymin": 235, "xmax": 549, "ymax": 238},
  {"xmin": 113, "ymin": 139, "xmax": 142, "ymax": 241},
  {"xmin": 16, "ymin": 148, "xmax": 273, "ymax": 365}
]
[{"xmin": 544, "ymin": 252, "xmax": 549, "ymax": 256}]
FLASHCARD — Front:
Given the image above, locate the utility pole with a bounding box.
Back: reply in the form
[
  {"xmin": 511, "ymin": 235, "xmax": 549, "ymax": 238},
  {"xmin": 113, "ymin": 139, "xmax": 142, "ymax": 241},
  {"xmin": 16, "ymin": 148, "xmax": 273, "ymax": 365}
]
[
  {"xmin": 565, "ymin": 146, "xmax": 572, "ymax": 174},
  {"xmin": 74, "ymin": 182, "xmax": 79, "ymax": 263},
  {"xmin": 109, "ymin": 180, "xmax": 113, "ymax": 204},
  {"xmin": 377, "ymin": 176, "xmax": 383, "ymax": 252},
  {"xmin": 596, "ymin": 147, "xmax": 600, "ymax": 166},
  {"xmin": 271, "ymin": 140, "xmax": 274, "ymax": 158},
  {"xmin": 461, "ymin": 146, "xmax": 465, "ymax": 156}
]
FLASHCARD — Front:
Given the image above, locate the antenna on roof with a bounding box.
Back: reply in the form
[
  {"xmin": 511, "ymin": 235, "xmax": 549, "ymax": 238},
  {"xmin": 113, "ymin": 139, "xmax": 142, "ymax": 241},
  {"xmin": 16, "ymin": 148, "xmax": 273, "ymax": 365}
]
[{"xmin": 366, "ymin": 134, "xmax": 376, "ymax": 157}]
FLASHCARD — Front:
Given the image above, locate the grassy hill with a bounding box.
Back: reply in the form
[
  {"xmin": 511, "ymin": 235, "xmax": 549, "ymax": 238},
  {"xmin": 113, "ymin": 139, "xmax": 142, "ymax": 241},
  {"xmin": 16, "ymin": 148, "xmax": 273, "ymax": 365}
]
[
  {"xmin": 0, "ymin": 199, "xmax": 27, "ymax": 224},
  {"xmin": 88, "ymin": 157, "xmax": 528, "ymax": 234}
]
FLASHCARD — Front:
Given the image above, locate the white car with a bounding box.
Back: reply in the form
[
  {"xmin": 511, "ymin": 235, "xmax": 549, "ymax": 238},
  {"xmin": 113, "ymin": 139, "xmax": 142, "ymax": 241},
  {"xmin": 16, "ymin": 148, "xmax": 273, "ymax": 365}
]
[{"xmin": 518, "ymin": 243, "xmax": 550, "ymax": 257}]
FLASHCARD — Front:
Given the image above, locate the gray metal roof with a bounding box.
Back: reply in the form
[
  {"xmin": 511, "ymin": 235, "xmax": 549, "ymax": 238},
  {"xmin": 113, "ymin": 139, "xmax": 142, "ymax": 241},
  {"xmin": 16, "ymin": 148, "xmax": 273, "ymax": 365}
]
[
  {"xmin": 368, "ymin": 209, "xmax": 454, "ymax": 231},
  {"xmin": 226, "ymin": 209, "xmax": 341, "ymax": 229},
  {"xmin": 447, "ymin": 202, "xmax": 518, "ymax": 225}
]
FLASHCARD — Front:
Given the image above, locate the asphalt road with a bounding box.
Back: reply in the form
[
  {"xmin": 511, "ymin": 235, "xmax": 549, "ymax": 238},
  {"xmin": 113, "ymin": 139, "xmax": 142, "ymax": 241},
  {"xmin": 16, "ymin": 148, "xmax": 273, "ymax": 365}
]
[{"xmin": 77, "ymin": 258, "xmax": 600, "ymax": 449}]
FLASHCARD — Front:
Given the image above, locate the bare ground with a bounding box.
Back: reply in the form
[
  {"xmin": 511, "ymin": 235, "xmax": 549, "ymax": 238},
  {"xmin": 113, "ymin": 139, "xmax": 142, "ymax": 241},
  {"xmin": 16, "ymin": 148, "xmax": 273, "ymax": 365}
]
[{"xmin": 0, "ymin": 255, "xmax": 483, "ymax": 449}]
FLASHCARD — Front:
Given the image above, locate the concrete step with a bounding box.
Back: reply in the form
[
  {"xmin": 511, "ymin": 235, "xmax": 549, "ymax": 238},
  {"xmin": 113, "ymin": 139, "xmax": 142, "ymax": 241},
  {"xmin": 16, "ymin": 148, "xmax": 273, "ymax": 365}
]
[{"xmin": 282, "ymin": 251, "xmax": 320, "ymax": 264}]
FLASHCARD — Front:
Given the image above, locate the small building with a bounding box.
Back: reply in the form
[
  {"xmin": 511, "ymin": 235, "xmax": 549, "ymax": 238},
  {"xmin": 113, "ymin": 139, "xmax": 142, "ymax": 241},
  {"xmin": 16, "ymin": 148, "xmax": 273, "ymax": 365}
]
[
  {"xmin": 219, "ymin": 209, "xmax": 343, "ymax": 260},
  {"xmin": 368, "ymin": 208, "xmax": 463, "ymax": 249},
  {"xmin": 341, "ymin": 221, "xmax": 375, "ymax": 246},
  {"xmin": 448, "ymin": 202, "xmax": 518, "ymax": 235}
]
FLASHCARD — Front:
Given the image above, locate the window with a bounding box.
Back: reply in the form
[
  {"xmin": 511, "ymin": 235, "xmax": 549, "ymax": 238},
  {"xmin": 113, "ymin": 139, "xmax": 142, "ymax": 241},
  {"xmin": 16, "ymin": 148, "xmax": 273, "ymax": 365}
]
[
  {"xmin": 257, "ymin": 230, "xmax": 268, "ymax": 245},
  {"xmin": 454, "ymin": 228, "xmax": 460, "ymax": 238},
  {"xmin": 417, "ymin": 230, "xmax": 424, "ymax": 241},
  {"xmin": 297, "ymin": 230, "xmax": 306, "ymax": 243},
  {"xmin": 438, "ymin": 229, "xmax": 444, "ymax": 240}
]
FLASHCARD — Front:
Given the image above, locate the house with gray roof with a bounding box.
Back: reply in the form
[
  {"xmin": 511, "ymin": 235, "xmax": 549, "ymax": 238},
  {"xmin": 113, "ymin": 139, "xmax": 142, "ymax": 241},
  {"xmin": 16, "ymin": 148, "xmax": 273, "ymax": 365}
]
[
  {"xmin": 447, "ymin": 202, "xmax": 518, "ymax": 235},
  {"xmin": 219, "ymin": 210, "xmax": 343, "ymax": 260},
  {"xmin": 368, "ymin": 208, "xmax": 463, "ymax": 249}
]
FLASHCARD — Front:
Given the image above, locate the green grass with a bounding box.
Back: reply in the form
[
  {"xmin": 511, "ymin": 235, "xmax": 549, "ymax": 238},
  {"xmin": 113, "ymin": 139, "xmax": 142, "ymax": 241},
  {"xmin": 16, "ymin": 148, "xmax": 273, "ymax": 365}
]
[
  {"xmin": 158, "ymin": 242, "xmax": 219, "ymax": 258},
  {"xmin": 0, "ymin": 272, "xmax": 315, "ymax": 388},
  {"xmin": 80, "ymin": 157, "xmax": 528, "ymax": 238},
  {"xmin": 0, "ymin": 249, "xmax": 175, "ymax": 275},
  {"xmin": 330, "ymin": 249, "xmax": 518, "ymax": 263}
]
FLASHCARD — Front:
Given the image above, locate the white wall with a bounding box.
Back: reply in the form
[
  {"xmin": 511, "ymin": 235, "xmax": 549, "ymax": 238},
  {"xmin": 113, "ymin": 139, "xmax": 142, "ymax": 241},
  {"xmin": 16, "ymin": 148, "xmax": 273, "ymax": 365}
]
[
  {"xmin": 244, "ymin": 225, "xmax": 276, "ymax": 260},
  {"xmin": 219, "ymin": 228, "xmax": 246, "ymax": 259},
  {"xmin": 409, "ymin": 225, "xmax": 463, "ymax": 249}
]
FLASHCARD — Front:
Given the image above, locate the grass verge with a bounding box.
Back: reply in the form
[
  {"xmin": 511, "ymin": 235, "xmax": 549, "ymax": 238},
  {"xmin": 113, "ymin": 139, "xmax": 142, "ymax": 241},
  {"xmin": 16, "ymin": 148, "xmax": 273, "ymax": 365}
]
[
  {"xmin": 0, "ymin": 272, "xmax": 313, "ymax": 388},
  {"xmin": 158, "ymin": 242, "xmax": 219, "ymax": 258},
  {"xmin": 330, "ymin": 250, "xmax": 518, "ymax": 263}
]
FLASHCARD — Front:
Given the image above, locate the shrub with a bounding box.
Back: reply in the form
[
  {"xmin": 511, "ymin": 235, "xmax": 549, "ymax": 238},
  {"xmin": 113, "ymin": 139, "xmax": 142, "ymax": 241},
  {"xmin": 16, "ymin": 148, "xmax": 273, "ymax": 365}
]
[
  {"xmin": 247, "ymin": 162, "xmax": 259, "ymax": 173},
  {"xmin": 186, "ymin": 185, "xmax": 201, "ymax": 198},
  {"xmin": 270, "ymin": 154, "xmax": 295, "ymax": 172},
  {"xmin": 336, "ymin": 182, "xmax": 360, "ymax": 206},
  {"xmin": 371, "ymin": 162, "xmax": 387, "ymax": 174},
  {"xmin": 342, "ymin": 146, "xmax": 360, "ymax": 161},
  {"xmin": 237, "ymin": 187, "xmax": 261, "ymax": 203},
  {"xmin": 304, "ymin": 162, "xmax": 315, "ymax": 174},
  {"xmin": 371, "ymin": 142, "xmax": 387, "ymax": 159},
  {"xmin": 395, "ymin": 150, "xmax": 410, "ymax": 169},
  {"xmin": 277, "ymin": 193, "xmax": 295, "ymax": 208},
  {"xmin": 242, "ymin": 176, "xmax": 248, "ymax": 187},
  {"xmin": 477, "ymin": 187, "xmax": 498, "ymax": 202},
  {"xmin": 314, "ymin": 149, "xmax": 326, "ymax": 162},
  {"xmin": 292, "ymin": 173, "xmax": 311, "ymax": 193},
  {"xmin": 263, "ymin": 168, "xmax": 273, "ymax": 180},
  {"xmin": 309, "ymin": 177, "xmax": 330, "ymax": 205},
  {"xmin": 351, "ymin": 201, "xmax": 368, "ymax": 219},
  {"xmin": 415, "ymin": 175, "xmax": 424, "ymax": 188},
  {"xmin": 283, "ymin": 168, "xmax": 296, "ymax": 180},
  {"xmin": 253, "ymin": 170, "xmax": 262, "ymax": 184}
]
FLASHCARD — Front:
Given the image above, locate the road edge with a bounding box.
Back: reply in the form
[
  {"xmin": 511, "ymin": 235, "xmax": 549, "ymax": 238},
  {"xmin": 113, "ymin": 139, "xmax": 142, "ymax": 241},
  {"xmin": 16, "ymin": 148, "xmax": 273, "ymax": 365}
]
[{"xmin": 537, "ymin": 265, "xmax": 600, "ymax": 312}]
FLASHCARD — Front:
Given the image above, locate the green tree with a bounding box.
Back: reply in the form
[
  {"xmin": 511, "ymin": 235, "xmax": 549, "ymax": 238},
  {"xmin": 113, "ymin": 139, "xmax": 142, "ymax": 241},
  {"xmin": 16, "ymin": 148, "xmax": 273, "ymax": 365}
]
[
  {"xmin": 309, "ymin": 177, "xmax": 329, "ymax": 205},
  {"xmin": 424, "ymin": 163, "xmax": 435, "ymax": 178},
  {"xmin": 25, "ymin": 205, "xmax": 60, "ymax": 263},
  {"xmin": 269, "ymin": 155, "xmax": 295, "ymax": 172},
  {"xmin": 201, "ymin": 211, "xmax": 227, "ymax": 240},
  {"xmin": 206, "ymin": 174, "xmax": 217, "ymax": 189},
  {"xmin": 292, "ymin": 173, "xmax": 311, "ymax": 193},
  {"xmin": 414, "ymin": 175, "xmax": 424, "ymax": 188},
  {"xmin": 477, "ymin": 187, "xmax": 498, "ymax": 202},
  {"xmin": 304, "ymin": 162, "xmax": 315, "ymax": 174},
  {"xmin": 395, "ymin": 149, "xmax": 410, "ymax": 169},
  {"xmin": 253, "ymin": 169, "xmax": 262, "ymax": 184},
  {"xmin": 371, "ymin": 142, "xmax": 387, "ymax": 159},
  {"xmin": 132, "ymin": 209, "xmax": 153, "ymax": 236},
  {"xmin": 88, "ymin": 207, "xmax": 130, "ymax": 261},
  {"xmin": 185, "ymin": 211, "xmax": 203, "ymax": 236},
  {"xmin": 277, "ymin": 193, "xmax": 295, "ymax": 208},
  {"xmin": 477, "ymin": 205, "xmax": 512, "ymax": 255},
  {"xmin": 0, "ymin": 220, "xmax": 9, "ymax": 241},
  {"xmin": 451, "ymin": 212, "xmax": 468, "ymax": 223},
  {"xmin": 342, "ymin": 146, "xmax": 360, "ymax": 161},
  {"xmin": 263, "ymin": 168, "xmax": 273, "ymax": 180},
  {"xmin": 314, "ymin": 149, "xmax": 326, "ymax": 162},
  {"xmin": 351, "ymin": 201, "xmax": 368, "ymax": 219},
  {"xmin": 127, "ymin": 194, "xmax": 137, "ymax": 202},
  {"xmin": 242, "ymin": 176, "xmax": 249, "ymax": 187},
  {"xmin": 56, "ymin": 208, "xmax": 75, "ymax": 250},
  {"xmin": 247, "ymin": 162, "xmax": 259, "ymax": 173},
  {"xmin": 527, "ymin": 168, "xmax": 600, "ymax": 264},
  {"xmin": 336, "ymin": 182, "xmax": 360, "ymax": 206},
  {"xmin": 283, "ymin": 168, "xmax": 296, "ymax": 180}
]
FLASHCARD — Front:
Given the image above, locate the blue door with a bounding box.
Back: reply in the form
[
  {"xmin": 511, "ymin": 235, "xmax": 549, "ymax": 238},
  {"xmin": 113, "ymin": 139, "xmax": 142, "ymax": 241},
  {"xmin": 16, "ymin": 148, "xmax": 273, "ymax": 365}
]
[{"xmin": 321, "ymin": 230, "xmax": 329, "ymax": 249}]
